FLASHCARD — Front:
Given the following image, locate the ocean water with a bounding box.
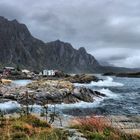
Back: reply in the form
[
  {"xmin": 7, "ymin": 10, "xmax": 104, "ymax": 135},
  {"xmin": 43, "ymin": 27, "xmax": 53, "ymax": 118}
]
[
  {"xmin": 0, "ymin": 76, "xmax": 140, "ymax": 116},
  {"xmin": 12, "ymin": 80, "xmax": 32, "ymax": 86},
  {"xmin": 62, "ymin": 76, "xmax": 140, "ymax": 116}
]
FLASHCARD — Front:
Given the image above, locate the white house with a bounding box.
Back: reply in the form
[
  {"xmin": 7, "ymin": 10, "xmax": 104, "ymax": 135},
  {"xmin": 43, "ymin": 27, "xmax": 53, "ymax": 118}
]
[{"xmin": 40, "ymin": 70, "xmax": 56, "ymax": 76}]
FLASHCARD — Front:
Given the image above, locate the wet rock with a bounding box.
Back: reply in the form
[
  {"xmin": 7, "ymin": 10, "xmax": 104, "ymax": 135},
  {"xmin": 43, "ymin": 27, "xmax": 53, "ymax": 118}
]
[
  {"xmin": 0, "ymin": 79, "xmax": 105, "ymax": 105},
  {"xmin": 64, "ymin": 74, "xmax": 99, "ymax": 83},
  {"xmin": 0, "ymin": 99, "xmax": 11, "ymax": 103},
  {"xmin": 72, "ymin": 88, "xmax": 94, "ymax": 102},
  {"xmin": 16, "ymin": 86, "xmax": 105, "ymax": 105},
  {"xmin": 3, "ymin": 93, "xmax": 17, "ymax": 100}
]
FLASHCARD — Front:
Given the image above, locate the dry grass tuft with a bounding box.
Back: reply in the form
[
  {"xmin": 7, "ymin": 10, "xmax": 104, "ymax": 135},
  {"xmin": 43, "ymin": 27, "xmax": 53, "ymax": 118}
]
[{"xmin": 71, "ymin": 116, "xmax": 140, "ymax": 140}]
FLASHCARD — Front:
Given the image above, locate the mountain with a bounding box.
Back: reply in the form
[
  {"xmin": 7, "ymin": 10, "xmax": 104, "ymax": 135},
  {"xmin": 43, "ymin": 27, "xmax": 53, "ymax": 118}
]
[
  {"xmin": 0, "ymin": 16, "xmax": 101, "ymax": 73},
  {"xmin": 43, "ymin": 41, "xmax": 101, "ymax": 73},
  {"xmin": 0, "ymin": 16, "xmax": 46, "ymax": 70},
  {"xmin": 0, "ymin": 16, "xmax": 139, "ymax": 73}
]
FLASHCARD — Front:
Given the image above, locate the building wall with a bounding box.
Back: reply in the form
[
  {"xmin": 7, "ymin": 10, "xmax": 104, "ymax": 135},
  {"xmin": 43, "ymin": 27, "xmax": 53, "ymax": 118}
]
[{"xmin": 42, "ymin": 70, "xmax": 55, "ymax": 76}]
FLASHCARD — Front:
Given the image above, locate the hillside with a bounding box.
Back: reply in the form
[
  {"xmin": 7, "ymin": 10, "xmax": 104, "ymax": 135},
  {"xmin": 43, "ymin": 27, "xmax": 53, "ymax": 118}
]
[
  {"xmin": 0, "ymin": 16, "xmax": 138, "ymax": 73},
  {"xmin": 0, "ymin": 16, "xmax": 102, "ymax": 73}
]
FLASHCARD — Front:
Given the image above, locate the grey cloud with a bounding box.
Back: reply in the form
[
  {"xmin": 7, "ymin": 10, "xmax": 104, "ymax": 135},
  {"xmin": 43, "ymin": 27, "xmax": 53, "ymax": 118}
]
[
  {"xmin": 0, "ymin": 0, "xmax": 140, "ymax": 68},
  {"xmin": 0, "ymin": 3, "xmax": 25, "ymax": 20}
]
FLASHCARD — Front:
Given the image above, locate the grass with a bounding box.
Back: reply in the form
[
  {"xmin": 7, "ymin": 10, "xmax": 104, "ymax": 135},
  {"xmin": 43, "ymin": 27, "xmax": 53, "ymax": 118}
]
[
  {"xmin": 0, "ymin": 114, "xmax": 69, "ymax": 140},
  {"xmin": 71, "ymin": 116, "xmax": 140, "ymax": 140}
]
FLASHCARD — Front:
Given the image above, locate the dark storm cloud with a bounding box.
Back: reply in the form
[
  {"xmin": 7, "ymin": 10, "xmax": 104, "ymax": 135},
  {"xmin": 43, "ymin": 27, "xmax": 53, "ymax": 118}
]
[{"xmin": 0, "ymin": 0, "xmax": 140, "ymax": 68}]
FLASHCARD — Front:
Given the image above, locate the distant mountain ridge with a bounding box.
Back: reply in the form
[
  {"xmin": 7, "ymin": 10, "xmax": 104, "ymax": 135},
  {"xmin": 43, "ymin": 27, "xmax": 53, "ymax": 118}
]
[{"xmin": 0, "ymin": 16, "xmax": 139, "ymax": 73}]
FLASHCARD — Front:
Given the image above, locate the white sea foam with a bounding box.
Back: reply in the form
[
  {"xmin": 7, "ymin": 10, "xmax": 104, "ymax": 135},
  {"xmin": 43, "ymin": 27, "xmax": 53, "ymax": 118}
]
[
  {"xmin": 49, "ymin": 98, "xmax": 102, "ymax": 110},
  {"xmin": 75, "ymin": 77, "xmax": 124, "ymax": 87},
  {"xmin": 98, "ymin": 88, "xmax": 118, "ymax": 98},
  {"xmin": 0, "ymin": 98, "xmax": 103, "ymax": 113},
  {"xmin": 0, "ymin": 101, "xmax": 20, "ymax": 111}
]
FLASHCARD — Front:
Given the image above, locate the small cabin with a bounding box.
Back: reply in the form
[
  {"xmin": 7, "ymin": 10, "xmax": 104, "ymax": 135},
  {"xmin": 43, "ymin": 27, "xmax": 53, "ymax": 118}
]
[{"xmin": 40, "ymin": 70, "xmax": 56, "ymax": 76}]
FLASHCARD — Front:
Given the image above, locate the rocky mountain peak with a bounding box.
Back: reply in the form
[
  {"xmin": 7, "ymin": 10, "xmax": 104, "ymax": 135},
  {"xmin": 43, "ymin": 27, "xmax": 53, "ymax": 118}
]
[
  {"xmin": 11, "ymin": 19, "xmax": 18, "ymax": 23},
  {"xmin": 0, "ymin": 16, "xmax": 31, "ymax": 39},
  {"xmin": 0, "ymin": 16, "xmax": 8, "ymax": 23},
  {"xmin": 78, "ymin": 47, "xmax": 87, "ymax": 54},
  {"xmin": 0, "ymin": 16, "xmax": 102, "ymax": 73}
]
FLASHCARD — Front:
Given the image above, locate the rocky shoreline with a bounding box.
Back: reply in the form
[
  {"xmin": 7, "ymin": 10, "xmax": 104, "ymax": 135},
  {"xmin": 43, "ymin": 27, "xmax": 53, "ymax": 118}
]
[{"xmin": 0, "ymin": 75, "xmax": 105, "ymax": 106}]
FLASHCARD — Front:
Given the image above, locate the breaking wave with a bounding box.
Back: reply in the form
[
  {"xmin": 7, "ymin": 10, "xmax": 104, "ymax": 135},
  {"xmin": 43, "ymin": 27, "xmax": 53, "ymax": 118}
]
[
  {"xmin": 34, "ymin": 88, "xmax": 117, "ymax": 112},
  {"xmin": 98, "ymin": 88, "xmax": 118, "ymax": 98},
  {"xmin": 74, "ymin": 77, "xmax": 124, "ymax": 87}
]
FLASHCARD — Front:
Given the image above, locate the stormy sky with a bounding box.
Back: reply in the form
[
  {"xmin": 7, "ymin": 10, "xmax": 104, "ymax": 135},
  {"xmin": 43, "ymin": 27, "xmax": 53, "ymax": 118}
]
[{"xmin": 0, "ymin": 0, "xmax": 140, "ymax": 68}]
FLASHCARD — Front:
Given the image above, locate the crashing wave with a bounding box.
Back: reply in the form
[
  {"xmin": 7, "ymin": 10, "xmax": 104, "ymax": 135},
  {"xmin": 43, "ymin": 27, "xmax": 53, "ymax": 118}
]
[
  {"xmin": 74, "ymin": 76, "xmax": 124, "ymax": 87},
  {"xmin": 98, "ymin": 88, "xmax": 118, "ymax": 98}
]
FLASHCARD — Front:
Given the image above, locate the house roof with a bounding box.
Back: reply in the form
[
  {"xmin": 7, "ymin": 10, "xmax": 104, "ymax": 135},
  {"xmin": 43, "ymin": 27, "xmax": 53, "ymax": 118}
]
[{"xmin": 4, "ymin": 67, "xmax": 15, "ymax": 70}]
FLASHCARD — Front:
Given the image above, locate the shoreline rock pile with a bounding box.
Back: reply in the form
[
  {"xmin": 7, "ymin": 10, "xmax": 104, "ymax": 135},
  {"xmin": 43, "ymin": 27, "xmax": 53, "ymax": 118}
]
[{"xmin": 0, "ymin": 77, "xmax": 105, "ymax": 105}]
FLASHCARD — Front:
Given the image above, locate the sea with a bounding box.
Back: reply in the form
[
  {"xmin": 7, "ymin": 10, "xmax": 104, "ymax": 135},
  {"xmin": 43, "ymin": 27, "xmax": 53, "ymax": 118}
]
[{"xmin": 0, "ymin": 76, "xmax": 140, "ymax": 116}]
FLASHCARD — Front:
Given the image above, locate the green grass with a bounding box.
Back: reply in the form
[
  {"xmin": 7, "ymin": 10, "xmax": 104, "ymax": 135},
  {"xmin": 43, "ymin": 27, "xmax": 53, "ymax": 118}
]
[{"xmin": 0, "ymin": 115, "xmax": 69, "ymax": 140}]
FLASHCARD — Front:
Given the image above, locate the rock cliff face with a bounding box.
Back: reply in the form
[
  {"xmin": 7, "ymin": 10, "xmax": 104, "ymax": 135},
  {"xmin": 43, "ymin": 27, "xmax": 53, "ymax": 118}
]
[
  {"xmin": 0, "ymin": 16, "xmax": 101, "ymax": 73},
  {"xmin": 0, "ymin": 16, "xmax": 138, "ymax": 73},
  {"xmin": 0, "ymin": 16, "xmax": 45, "ymax": 70},
  {"xmin": 43, "ymin": 40, "xmax": 100, "ymax": 73}
]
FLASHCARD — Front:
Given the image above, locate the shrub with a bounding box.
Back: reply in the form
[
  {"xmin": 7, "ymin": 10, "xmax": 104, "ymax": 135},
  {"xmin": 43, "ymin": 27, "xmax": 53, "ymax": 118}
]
[
  {"xmin": 12, "ymin": 122, "xmax": 25, "ymax": 131},
  {"xmin": 88, "ymin": 132, "xmax": 105, "ymax": 140},
  {"xmin": 72, "ymin": 116, "xmax": 109, "ymax": 132},
  {"xmin": 103, "ymin": 128, "xmax": 111, "ymax": 136},
  {"xmin": 19, "ymin": 115, "xmax": 51, "ymax": 128},
  {"xmin": 11, "ymin": 132, "xmax": 28, "ymax": 140}
]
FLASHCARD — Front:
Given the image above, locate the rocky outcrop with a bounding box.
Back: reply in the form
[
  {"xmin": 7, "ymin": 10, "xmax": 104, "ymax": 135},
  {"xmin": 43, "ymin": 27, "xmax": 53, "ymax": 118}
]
[
  {"xmin": 24, "ymin": 80, "xmax": 105, "ymax": 104},
  {"xmin": 0, "ymin": 80, "xmax": 105, "ymax": 105},
  {"xmin": 64, "ymin": 74, "xmax": 99, "ymax": 83}
]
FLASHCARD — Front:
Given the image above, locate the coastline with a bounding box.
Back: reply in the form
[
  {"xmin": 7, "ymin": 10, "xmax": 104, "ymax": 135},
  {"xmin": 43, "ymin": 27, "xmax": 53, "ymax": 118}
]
[{"xmin": 0, "ymin": 74, "xmax": 140, "ymax": 139}]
